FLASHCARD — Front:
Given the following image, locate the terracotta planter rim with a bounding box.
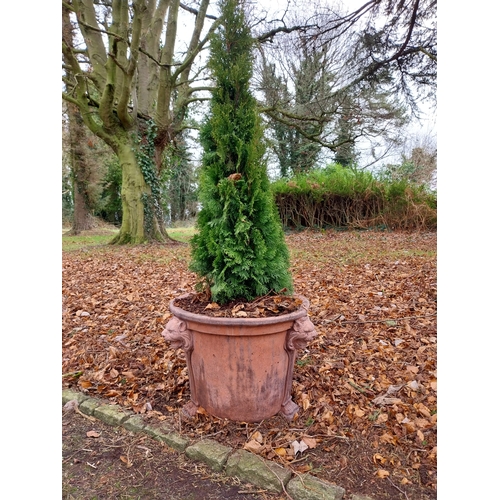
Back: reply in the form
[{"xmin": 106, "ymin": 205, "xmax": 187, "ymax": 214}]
[{"xmin": 169, "ymin": 293, "xmax": 310, "ymax": 327}]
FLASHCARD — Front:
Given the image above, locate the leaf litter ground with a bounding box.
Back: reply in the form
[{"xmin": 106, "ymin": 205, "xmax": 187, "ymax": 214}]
[{"xmin": 62, "ymin": 230, "xmax": 437, "ymax": 499}]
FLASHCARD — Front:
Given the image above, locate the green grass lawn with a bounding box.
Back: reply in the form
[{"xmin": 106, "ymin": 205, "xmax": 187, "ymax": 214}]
[
  {"xmin": 62, "ymin": 226, "xmax": 196, "ymax": 251},
  {"xmin": 165, "ymin": 227, "xmax": 196, "ymax": 243}
]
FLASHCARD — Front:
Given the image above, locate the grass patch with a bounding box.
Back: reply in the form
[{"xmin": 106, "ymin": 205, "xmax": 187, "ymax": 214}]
[
  {"xmin": 166, "ymin": 227, "xmax": 196, "ymax": 243},
  {"xmin": 62, "ymin": 230, "xmax": 118, "ymax": 251},
  {"xmin": 62, "ymin": 226, "xmax": 196, "ymax": 251}
]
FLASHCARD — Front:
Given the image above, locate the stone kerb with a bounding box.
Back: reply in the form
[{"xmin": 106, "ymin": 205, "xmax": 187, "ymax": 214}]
[{"xmin": 62, "ymin": 390, "xmax": 375, "ymax": 500}]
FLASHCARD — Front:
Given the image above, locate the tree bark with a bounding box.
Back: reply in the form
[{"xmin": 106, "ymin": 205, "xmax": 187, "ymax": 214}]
[
  {"xmin": 110, "ymin": 132, "xmax": 168, "ymax": 244},
  {"xmin": 67, "ymin": 101, "xmax": 97, "ymax": 234},
  {"xmin": 113, "ymin": 139, "xmax": 145, "ymax": 244},
  {"xmin": 71, "ymin": 185, "xmax": 96, "ymax": 234}
]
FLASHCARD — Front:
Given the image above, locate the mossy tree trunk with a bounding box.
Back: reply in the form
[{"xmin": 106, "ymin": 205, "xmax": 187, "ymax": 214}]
[
  {"xmin": 62, "ymin": 0, "xmax": 219, "ymax": 244},
  {"xmin": 110, "ymin": 131, "xmax": 168, "ymax": 244},
  {"xmin": 111, "ymin": 137, "xmax": 148, "ymax": 244}
]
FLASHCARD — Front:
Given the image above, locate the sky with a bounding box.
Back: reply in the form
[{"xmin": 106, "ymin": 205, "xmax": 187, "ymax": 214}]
[{"xmin": 180, "ymin": 0, "xmax": 438, "ymax": 170}]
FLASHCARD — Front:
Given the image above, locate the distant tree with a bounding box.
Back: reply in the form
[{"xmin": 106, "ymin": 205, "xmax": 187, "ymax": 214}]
[
  {"xmin": 378, "ymin": 130, "xmax": 437, "ymax": 187},
  {"xmin": 164, "ymin": 134, "xmax": 198, "ymax": 223},
  {"xmin": 66, "ymin": 102, "xmax": 99, "ymax": 233},
  {"xmin": 62, "ymin": 7, "xmax": 107, "ymax": 233},
  {"xmin": 63, "ymin": 98, "xmax": 111, "ymax": 233},
  {"xmin": 62, "ymin": 126, "xmax": 74, "ymax": 224},
  {"xmin": 260, "ymin": 42, "xmax": 327, "ymax": 176},
  {"xmin": 96, "ymin": 157, "xmax": 123, "ymax": 225},
  {"xmin": 254, "ymin": 0, "xmax": 435, "ymax": 168},
  {"xmin": 260, "ymin": 75, "xmax": 313, "ymax": 177},
  {"xmin": 332, "ymin": 92, "xmax": 359, "ymax": 167},
  {"xmin": 402, "ymin": 134, "xmax": 437, "ymax": 186}
]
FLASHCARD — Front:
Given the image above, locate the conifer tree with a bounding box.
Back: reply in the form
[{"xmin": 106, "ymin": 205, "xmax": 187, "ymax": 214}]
[{"xmin": 190, "ymin": 0, "xmax": 293, "ymax": 304}]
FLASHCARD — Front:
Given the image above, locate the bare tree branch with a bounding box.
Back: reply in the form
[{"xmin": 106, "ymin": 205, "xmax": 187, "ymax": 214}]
[{"xmin": 180, "ymin": 1, "xmax": 217, "ymax": 20}]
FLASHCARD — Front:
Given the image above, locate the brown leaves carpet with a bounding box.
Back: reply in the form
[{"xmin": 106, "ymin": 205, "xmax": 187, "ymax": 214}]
[{"xmin": 62, "ymin": 230, "xmax": 437, "ymax": 500}]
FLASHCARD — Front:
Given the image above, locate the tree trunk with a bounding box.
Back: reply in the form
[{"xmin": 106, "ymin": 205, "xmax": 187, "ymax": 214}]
[
  {"xmin": 70, "ymin": 183, "xmax": 96, "ymax": 234},
  {"xmin": 110, "ymin": 134, "xmax": 168, "ymax": 244},
  {"xmin": 67, "ymin": 102, "xmax": 97, "ymax": 234}
]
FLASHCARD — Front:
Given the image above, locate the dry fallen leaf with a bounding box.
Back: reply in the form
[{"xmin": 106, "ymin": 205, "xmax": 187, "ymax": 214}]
[
  {"xmin": 120, "ymin": 455, "xmax": 133, "ymax": 468},
  {"xmin": 301, "ymin": 436, "xmax": 317, "ymax": 449},
  {"xmin": 204, "ymin": 302, "xmax": 220, "ymax": 310},
  {"xmin": 415, "ymin": 402, "xmax": 432, "ymax": 418},
  {"xmin": 243, "ymin": 439, "xmax": 263, "ymax": 454},
  {"xmin": 63, "ymin": 400, "xmax": 79, "ymax": 412},
  {"xmin": 373, "ymin": 453, "xmax": 386, "ymax": 464},
  {"xmin": 291, "ymin": 440, "xmax": 309, "ymax": 455},
  {"xmin": 296, "ymin": 464, "xmax": 313, "ymax": 473},
  {"xmin": 231, "ymin": 304, "xmax": 245, "ymax": 315},
  {"xmin": 301, "ymin": 393, "xmax": 311, "ymax": 410},
  {"xmin": 373, "ymin": 384, "xmax": 404, "ymax": 405},
  {"xmin": 86, "ymin": 430, "xmax": 101, "ymax": 438},
  {"xmin": 380, "ymin": 433, "xmax": 398, "ymax": 445},
  {"xmin": 375, "ymin": 469, "xmax": 390, "ymax": 478},
  {"xmin": 408, "ymin": 380, "xmax": 421, "ymax": 391},
  {"xmin": 251, "ymin": 431, "xmax": 263, "ymax": 443},
  {"xmin": 376, "ymin": 413, "xmax": 388, "ymax": 424},
  {"xmin": 322, "ymin": 409, "xmax": 334, "ymax": 425}
]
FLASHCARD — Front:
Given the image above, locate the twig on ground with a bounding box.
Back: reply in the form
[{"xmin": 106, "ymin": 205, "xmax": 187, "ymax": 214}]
[
  {"xmin": 199, "ymin": 429, "xmax": 225, "ymax": 439},
  {"xmin": 287, "ymin": 429, "xmax": 350, "ymax": 440},
  {"xmin": 347, "ymin": 380, "xmax": 375, "ymax": 395},
  {"xmin": 76, "ymin": 408, "xmax": 96, "ymax": 421},
  {"xmin": 388, "ymin": 478, "xmax": 409, "ymax": 500},
  {"xmin": 237, "ymin": 490, "xmax": 267, "ymax": 495},
  {"xmin": 262, "ymin": 460, "xmax": 294, "ymax": 500}
]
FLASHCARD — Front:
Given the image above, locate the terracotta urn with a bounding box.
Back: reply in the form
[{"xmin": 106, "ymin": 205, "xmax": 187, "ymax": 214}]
[{"xmin": 162, "ymin": 295, "xmax": 317, "ymax": 422}]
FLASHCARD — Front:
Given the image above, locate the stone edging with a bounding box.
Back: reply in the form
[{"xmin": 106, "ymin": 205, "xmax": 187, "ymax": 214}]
[{"xmin": 63, "ymin": 390, "xmax": 375, "ymax": 500}]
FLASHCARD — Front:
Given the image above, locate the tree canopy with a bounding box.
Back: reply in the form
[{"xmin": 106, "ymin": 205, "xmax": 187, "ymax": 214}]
[{"xmin": 62, "ymin": 0, "xmax": 436, "ymax": 241}]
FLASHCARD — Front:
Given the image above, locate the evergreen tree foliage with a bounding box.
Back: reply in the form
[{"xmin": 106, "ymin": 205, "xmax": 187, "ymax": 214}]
[
  {"xmin": 261, "ymin": 50, "xmax": 325, "ymax": 177},
  {"xmin": 96, "ymin": 158, "xmax": 123, "ymax": 225},
  {"xmin": 190, "ymin": 0, "xmax": 293, "ymax": 304},
  {"xmin": 164, "ymin": 136, "xmax": 198, "ymax": 223},
  {"xmin": 333, "ymin": 93, "xmax": 359, "ymax": 167}
]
